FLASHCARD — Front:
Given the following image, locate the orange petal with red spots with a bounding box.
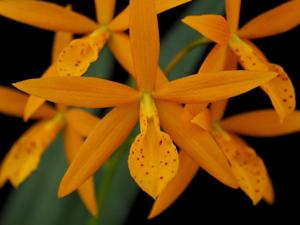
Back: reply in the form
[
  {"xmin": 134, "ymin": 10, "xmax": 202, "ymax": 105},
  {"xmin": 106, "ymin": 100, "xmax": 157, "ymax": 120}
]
[
  {"xmin": 57, "ymin": 31, "xmax": 109, "ymax": 77},
  {"xmin": 229, "ymin": 34, "xmax": 270, "ymax": 71},
  {"xmin": 213, "ymin": 131, "xmax": 269, "ymax": 205},
  {"xmin": 129, "ymin": 125, "xmax": 178, "ymax": 199},
  {"xmin": 0, "ymin": 118, "xmax": 63, "ymax": 188},
  {"xmin": 261, "ymin": 64, "xmax": 295, "ymax": 122},
  {"xmin": 229, "ymin": 36, "xmax": 295, "ymax": 121},
  {"xmin": 243, "ymin": 39, "xmax": 269, "ymax": 63},
  {"xmin": 129, "ymin": 95, "xmax": 178, "ymax": 198}
]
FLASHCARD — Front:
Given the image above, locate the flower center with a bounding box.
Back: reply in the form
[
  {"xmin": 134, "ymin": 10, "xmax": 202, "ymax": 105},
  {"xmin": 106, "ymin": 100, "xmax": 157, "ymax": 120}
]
[
  {"xmin": 139, "ymin": 92, "xmax": 161, "ymax": 133},
  {"xmin": 92, "ymin": 25, "xmax": 110, "ymax": 36},
  {"xmin": 88, "ymin": 25, "xmax": 111, "ymax": 48},
  {"xmin": 141, "ymin": 92, "xmax": 155, "ymax": 119}
]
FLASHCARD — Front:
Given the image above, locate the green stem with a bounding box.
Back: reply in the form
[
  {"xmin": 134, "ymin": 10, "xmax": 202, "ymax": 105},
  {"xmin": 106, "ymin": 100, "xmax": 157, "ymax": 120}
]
[
  {"xmin": 164, "ymin": 37, "xmax": 211, "ymax": 76},
  {"xmin": 87, "ymin": 135, "xmax": 135, "ymax": 225}
]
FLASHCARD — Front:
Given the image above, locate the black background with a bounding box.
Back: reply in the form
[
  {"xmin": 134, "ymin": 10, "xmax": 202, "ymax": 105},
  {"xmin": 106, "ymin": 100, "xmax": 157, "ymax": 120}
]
[{"xmin": 0, "ymin": 0, "xmax": 299, "ymax": 224}]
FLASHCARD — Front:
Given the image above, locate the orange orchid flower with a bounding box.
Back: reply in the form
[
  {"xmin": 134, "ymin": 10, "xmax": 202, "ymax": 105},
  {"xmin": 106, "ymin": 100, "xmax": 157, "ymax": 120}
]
[
  {"xmin": 148, "ymin": 40, "xmax": 284, "ymax": 218},
  {"xmin": 149, "ymin": 105, "xmax": 300, "ymax": 218},
  {"xmin": 0, "ymin": 86, "xmax": 99, "ymax": 216},
  {"xmin": 0, "ymin": 0, "xmax": 191, "ymax": 77},
  {"xmin": 182, "ymin": 0, "xmax": 300, "ymax": 121},
  {"xmin": 14, "ymin": 0, "xmax": 277, "ymax": 199},
  {"xmin": 0, "ymin": 28, "xmax": 99, "ymax": 216},
  {"xmin": 150, "ymin": 64, "xmax": 300, "ymax": 218}
]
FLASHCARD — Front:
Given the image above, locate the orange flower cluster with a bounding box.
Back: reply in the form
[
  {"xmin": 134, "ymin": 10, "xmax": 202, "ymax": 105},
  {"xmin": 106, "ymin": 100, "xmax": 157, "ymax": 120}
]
[{"xmin": 0, "ymin": 0, "xmax": 299, "ymax": 218}]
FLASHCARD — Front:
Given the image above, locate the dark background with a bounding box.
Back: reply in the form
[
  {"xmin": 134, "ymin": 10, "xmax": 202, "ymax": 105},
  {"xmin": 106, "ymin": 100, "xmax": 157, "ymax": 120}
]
[{"xmin": 0, "ymin": 0, "xmax": 299, "ymax": 224}]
